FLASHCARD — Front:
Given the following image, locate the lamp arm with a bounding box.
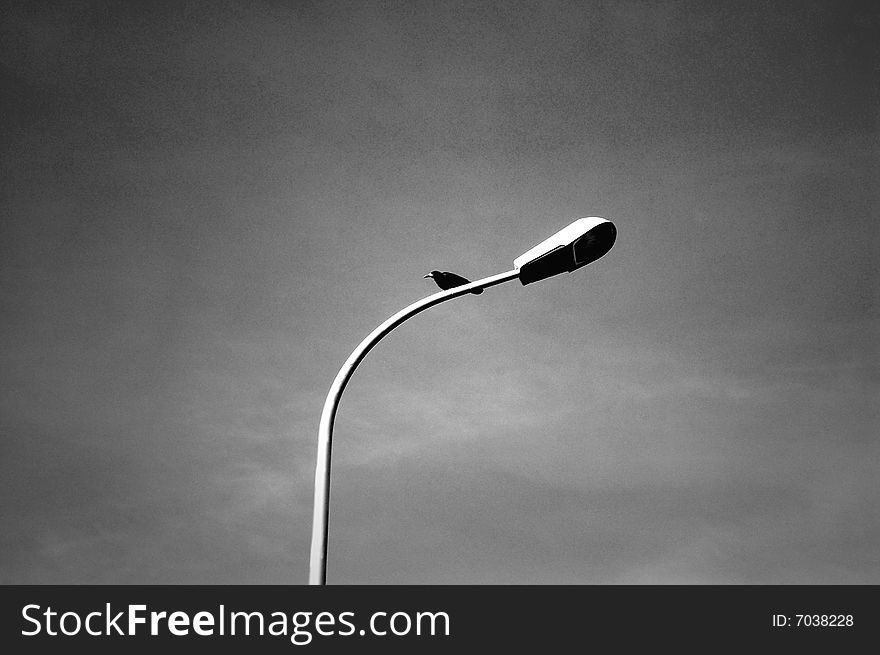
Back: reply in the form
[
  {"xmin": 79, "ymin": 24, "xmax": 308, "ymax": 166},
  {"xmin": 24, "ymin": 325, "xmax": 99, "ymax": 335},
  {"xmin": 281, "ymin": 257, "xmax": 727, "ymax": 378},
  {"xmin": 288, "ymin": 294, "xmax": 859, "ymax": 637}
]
[{"xmin": 309, "ymin": 268, "xmax": 520, "ymax": 584}]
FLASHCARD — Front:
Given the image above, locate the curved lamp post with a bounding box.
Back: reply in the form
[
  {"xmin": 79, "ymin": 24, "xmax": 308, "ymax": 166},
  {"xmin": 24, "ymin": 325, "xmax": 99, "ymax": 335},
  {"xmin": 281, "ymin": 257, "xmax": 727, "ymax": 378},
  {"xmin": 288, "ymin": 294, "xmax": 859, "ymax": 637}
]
[{"xmin": 309, "ymin": 217, "xmax": 617, "ymax": 585}]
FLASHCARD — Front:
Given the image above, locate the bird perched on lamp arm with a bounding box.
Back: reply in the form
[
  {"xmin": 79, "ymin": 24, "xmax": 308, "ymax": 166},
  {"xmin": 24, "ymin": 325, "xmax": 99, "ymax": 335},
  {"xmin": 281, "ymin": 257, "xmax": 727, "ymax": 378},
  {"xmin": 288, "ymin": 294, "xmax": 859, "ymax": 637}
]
[{"xmin": 424, "ymin": 270, "xmax": 483, "ymax": 294}]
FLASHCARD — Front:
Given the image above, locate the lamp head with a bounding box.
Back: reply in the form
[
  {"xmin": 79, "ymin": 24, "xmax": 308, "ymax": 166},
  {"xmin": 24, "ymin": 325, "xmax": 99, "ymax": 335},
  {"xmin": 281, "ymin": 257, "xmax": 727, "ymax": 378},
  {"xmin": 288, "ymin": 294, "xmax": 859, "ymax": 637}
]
[{"xmin": 514, "ymin": 217, "xmax": 616, "ymax": 285}]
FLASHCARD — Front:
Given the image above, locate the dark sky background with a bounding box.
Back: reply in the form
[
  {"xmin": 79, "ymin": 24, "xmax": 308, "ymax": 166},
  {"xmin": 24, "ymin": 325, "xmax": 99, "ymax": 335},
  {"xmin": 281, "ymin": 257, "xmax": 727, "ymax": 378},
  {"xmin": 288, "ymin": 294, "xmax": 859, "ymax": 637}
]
[{"xmin": 1, "ymin": 1, "xmax": 877, "ymax": 584}]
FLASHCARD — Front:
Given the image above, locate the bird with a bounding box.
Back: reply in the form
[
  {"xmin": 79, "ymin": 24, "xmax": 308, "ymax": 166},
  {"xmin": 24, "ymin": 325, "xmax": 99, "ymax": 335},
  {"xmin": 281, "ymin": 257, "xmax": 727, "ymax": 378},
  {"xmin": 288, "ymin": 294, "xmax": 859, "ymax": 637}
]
[{"xmin": 424, "ymin": 270, "xmax": 483, "ymax": 294}]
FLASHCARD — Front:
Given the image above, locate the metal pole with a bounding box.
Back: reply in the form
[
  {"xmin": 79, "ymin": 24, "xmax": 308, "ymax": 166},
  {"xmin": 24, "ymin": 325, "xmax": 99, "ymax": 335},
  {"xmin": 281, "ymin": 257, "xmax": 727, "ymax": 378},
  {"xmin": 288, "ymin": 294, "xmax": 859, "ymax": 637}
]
[{"xmin": 309, "ymin": 269, "xmax": 520, "ymax": 585}]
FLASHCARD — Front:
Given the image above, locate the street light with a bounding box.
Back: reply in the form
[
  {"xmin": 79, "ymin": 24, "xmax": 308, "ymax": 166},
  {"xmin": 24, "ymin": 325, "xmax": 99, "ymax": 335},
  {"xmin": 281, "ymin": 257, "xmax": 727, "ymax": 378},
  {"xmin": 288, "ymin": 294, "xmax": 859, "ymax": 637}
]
[{"xmin": 308, "ymin": 217, "xmax": 616, "ymax": 585}]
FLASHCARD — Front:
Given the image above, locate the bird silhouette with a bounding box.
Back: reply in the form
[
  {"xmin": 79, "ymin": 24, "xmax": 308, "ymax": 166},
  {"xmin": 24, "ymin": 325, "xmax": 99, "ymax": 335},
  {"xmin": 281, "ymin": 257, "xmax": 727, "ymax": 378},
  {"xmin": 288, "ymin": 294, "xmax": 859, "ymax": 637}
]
[{"xmin": 424, "ymin": 270, "xmax": 483, "ymax": 294}]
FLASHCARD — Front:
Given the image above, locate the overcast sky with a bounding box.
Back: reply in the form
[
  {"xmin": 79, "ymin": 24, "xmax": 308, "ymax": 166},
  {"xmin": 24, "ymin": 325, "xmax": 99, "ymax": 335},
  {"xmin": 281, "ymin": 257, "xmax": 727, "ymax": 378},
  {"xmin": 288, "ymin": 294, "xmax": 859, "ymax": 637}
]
[{"xmin": 1, "ymin": 1, "xmax": 877, "ymax": 584}]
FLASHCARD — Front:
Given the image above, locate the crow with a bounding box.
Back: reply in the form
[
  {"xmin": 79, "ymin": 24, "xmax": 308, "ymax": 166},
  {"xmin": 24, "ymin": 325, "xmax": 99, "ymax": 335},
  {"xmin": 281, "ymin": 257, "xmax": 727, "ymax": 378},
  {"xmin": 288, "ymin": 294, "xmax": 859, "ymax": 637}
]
[{"xmin": 424, "ymin": 270, "xmax": 483, "ymax": 294}]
